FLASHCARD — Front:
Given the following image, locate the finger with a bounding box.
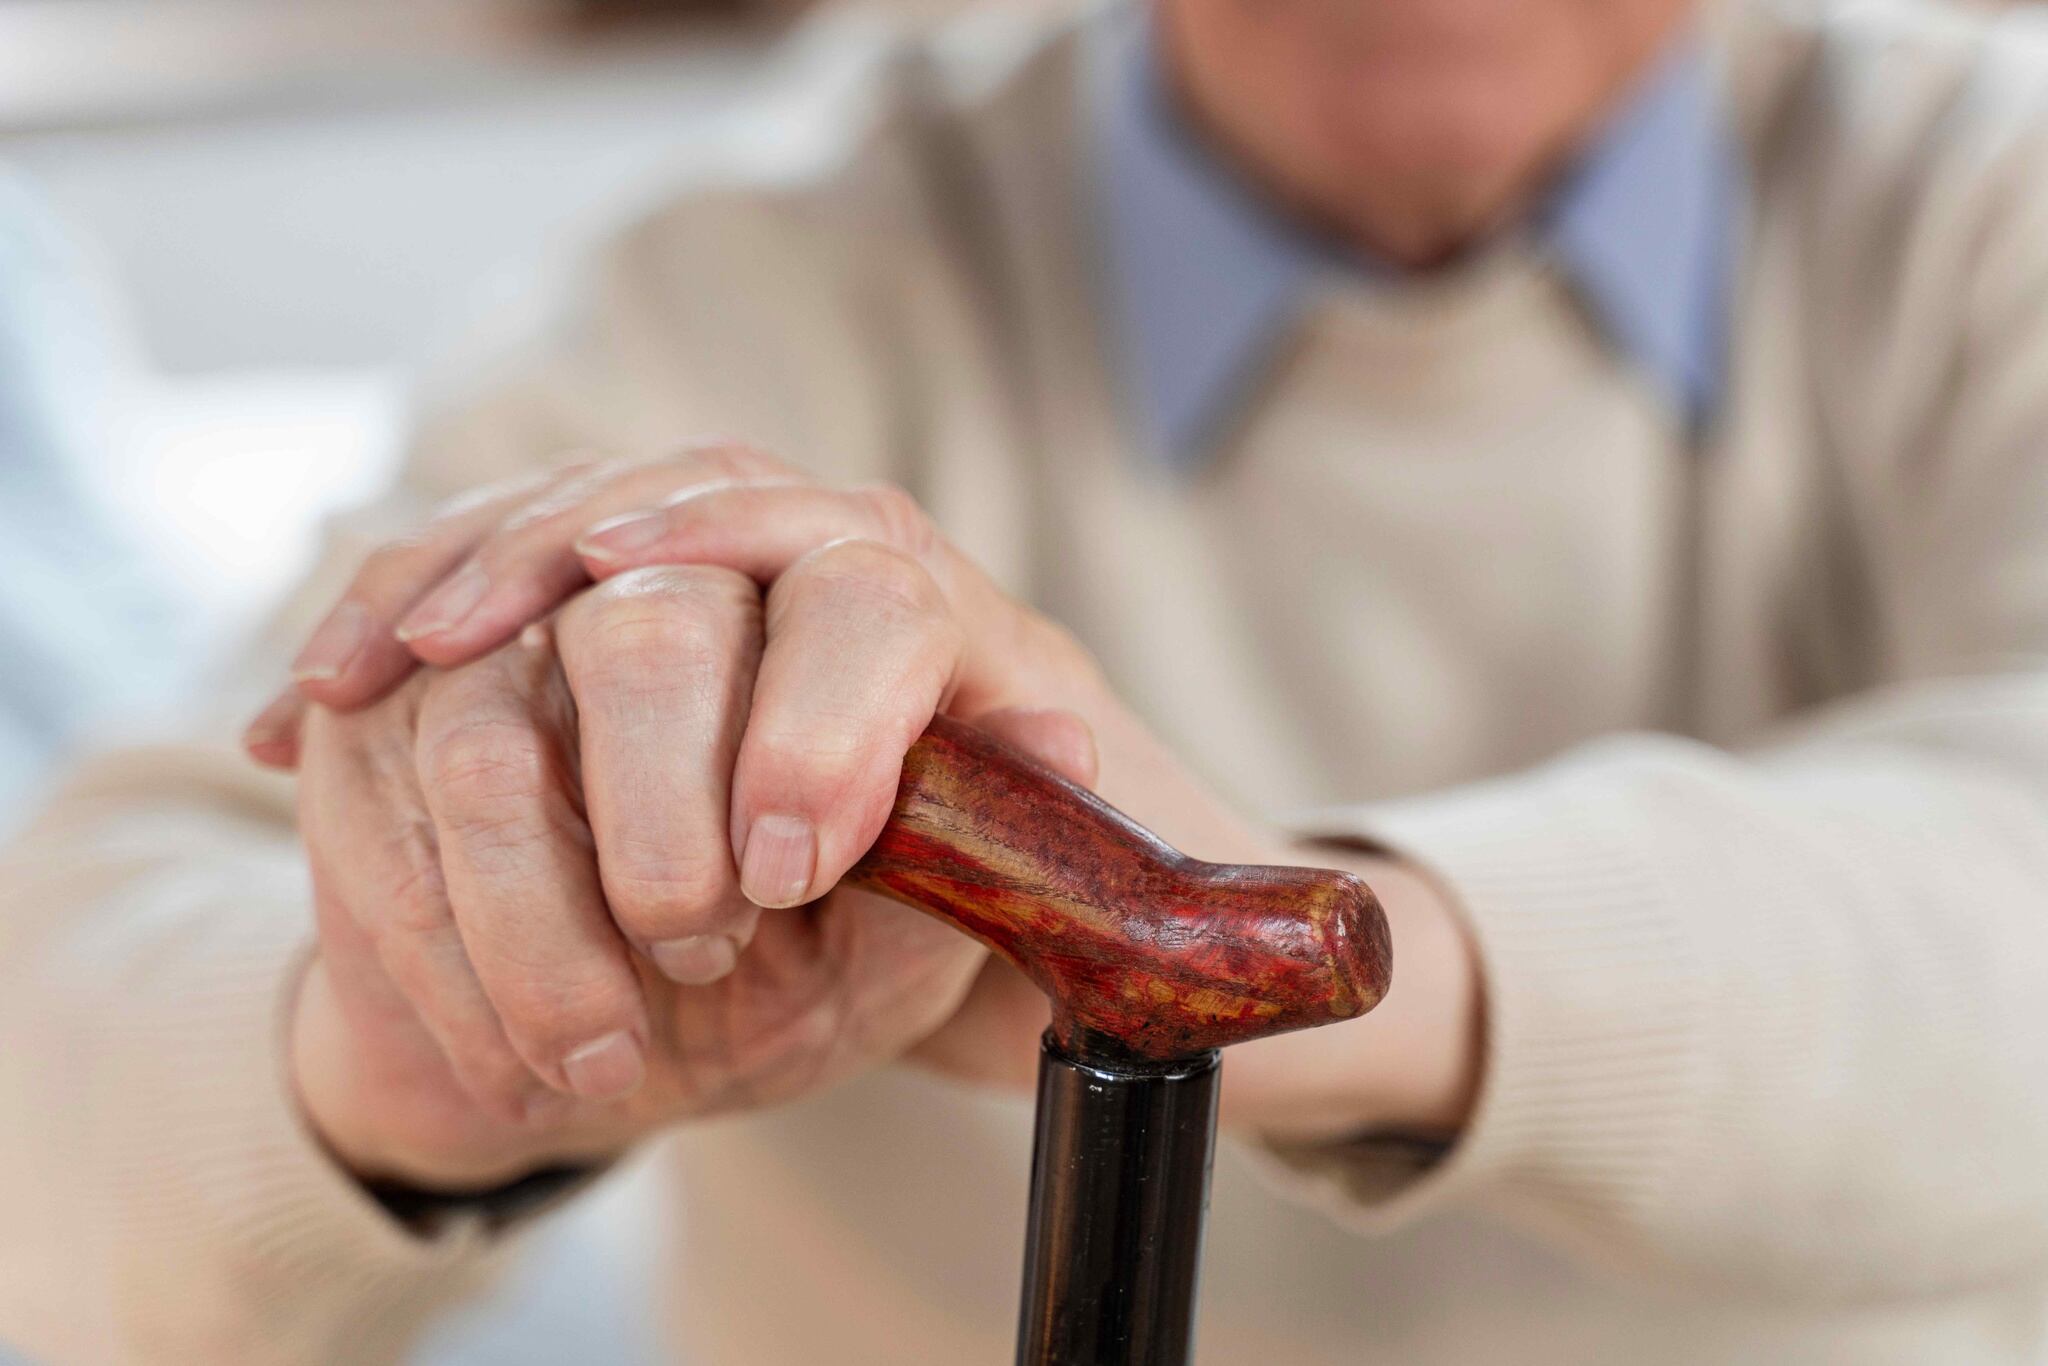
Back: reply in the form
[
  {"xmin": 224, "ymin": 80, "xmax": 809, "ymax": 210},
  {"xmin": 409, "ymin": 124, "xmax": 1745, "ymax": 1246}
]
[
  {"xmin": 576, "ymin": 482, "xmax": 1090, "ymax": 717},
  {"xmin": 394, "ymin": 444, "xmax": 794, "ymax": 669},
  {"xmin": 556, "ymin": 565, "xmax": 766, "ymax": 985},
  {"xmin": 576, "ymin": 482, "xmax": 941, "ymax": 587},
  {"xmin": 291, "ymin": 472, "xmax": 557, "ymax": 712},
  {"xmin": 242, "ymin": 688, "xmax": 308, "ymax": 770},
  {"xmin": 307, "ymin": 867, "xmax": 551, "ymax": 1131},
  {"xmin": 298, "ymin": 708, "xmax": 559, "ymax": 1123},
  {"xmin": 728, "ymin": 537, "xmax": 966, "ymax": 908},
  {"xmin": 416, "ymin": 633, "xmax": 652, "ymax": 1102}
]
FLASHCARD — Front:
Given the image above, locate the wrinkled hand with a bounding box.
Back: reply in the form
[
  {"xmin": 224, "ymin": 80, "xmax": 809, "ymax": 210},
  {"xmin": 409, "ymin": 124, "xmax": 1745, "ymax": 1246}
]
[
  {"xmin": 265, "ymin": 449, "xmax": 1293, "ymax": 1188},
  {"xmin": 265, "ymin": 449, "xmax": 1481, "ymax": 1188}
]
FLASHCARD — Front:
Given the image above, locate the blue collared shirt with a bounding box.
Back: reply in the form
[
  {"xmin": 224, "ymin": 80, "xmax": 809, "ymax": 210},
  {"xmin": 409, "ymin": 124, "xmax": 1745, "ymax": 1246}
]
[{"xmin": 1088, "ymin": 6, "xmax": 1743, "ymax": 468}]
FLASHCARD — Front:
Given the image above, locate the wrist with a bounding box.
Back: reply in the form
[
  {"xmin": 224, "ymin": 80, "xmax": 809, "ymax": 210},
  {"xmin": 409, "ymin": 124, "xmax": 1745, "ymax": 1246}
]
[{"xmin": 1220, "ymin": 848, "xmax": 1484, "ymax": 1145}]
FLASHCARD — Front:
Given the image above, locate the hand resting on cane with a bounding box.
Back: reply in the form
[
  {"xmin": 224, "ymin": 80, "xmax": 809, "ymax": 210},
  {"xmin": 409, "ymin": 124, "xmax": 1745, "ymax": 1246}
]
[{"xmin": 253, "ymin": 449, "xmax": 1484, "ymax": 1191}]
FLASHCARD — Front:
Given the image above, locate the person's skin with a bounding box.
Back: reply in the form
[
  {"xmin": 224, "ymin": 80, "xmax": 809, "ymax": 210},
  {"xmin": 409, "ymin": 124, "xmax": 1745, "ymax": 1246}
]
[
  {"xmin": 1162, "ymin": 0, "xmax": 1701, "ymax": 266},
  {"xmin": 255, "ymin": 451, "xmax": 1479, "ymax": 1188},
  {"xmin": 248, "ymin": 0, "xmax": 1701, "ymax": 1189}
]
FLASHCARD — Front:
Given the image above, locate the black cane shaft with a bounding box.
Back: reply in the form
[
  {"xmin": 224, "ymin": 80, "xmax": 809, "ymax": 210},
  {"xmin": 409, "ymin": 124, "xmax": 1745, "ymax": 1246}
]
[
  {"xmin": 1016, "ymin": 1036, "xmax": 1221, "ymax": 1366},
  {"xmin": 849, "ymin": 721, "xmax": 1391, "ymax": 1363}
]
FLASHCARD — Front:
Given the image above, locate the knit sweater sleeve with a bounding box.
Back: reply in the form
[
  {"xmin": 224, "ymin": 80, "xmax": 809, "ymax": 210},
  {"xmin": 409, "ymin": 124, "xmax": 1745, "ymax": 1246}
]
[
  {"xmin": 0, "ymin": 745, "xmax": 527, "ymax": 1364},
  {"xmin": 1256, "ymin": 20, "xmax": 2048, "ymax": 1304}
]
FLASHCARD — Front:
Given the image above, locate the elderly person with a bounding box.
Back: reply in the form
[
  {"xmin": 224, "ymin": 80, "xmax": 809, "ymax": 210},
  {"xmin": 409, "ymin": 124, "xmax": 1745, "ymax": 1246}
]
[{"xmin": 5, "ymin": 0, "xmax": 2048, "ymax": 1361}]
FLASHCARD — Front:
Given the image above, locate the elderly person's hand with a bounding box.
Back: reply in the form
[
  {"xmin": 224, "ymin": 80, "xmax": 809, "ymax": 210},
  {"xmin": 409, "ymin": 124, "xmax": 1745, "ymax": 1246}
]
[{"xmin": 258, "ymin": 451, "xmax": 1479, "ymax": 1189}]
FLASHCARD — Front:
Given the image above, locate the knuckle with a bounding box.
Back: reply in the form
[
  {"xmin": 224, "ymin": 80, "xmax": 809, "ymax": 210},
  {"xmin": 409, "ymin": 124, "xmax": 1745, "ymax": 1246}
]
[
  {"xmin": 369, "ymin": 920, "xmax": 457, "ymax": 1005},
  {"xmin": 488, "ymin": 966, "xmax": 640, "ymax": 1058},
  {"xmin": 1028, "ymin": 614, "xmax": 1103, "ymax": 681},
  {"xmin": 495, "ymin": 460, "xmax": 629, "ymax": 536},
  {"xmin": 567, "ymin": 568, "xmax": 757, "ymax": 675},
  {"xmin": 590, "ymin": 602, "xmax": 727, "ymax": 681},
  {"xmin": 794, "ymin": 537, "xmax": 943, "ymax": 621},
  {"xmin": 370, "ymin": 831, "xmax": 450, "ymax": 937},
  {"xmin": 743, "ymin": 720, "xmax": 870, "ymax": 809},
  {"xmin": 376, "ymin": 876, "xmax": 451, "ymax": 946},
  {"xmin": 422, "ymin": 721, "xmax": 554, "ymax": 808},
  {"xmin": 676, "ymin": 439, "xmax": 783, "ymax": 482},
  {"xmin": 854, "ymin": 483, "xmax": 936, "ymax": 558},
  {"xmin": 492, "ymin": 498, "xmax": 568, "ymax": 540},
  {"xmin": 601, "ymin": 844, "xmax": 735, "ymax": 930},
  {"xmin": 439, "ymin": 809, "xmax": 553, "ymax": 883},
  {"xmin": 594, "ymin": 561, "xmax": 755, "ymax": 605},
  {"xmin": 353, "ymin": 540, "xmax": 436, "ymax": 600}
]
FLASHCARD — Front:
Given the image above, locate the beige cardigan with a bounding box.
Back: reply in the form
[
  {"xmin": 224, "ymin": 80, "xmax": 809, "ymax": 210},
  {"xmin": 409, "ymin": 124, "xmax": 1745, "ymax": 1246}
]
[{"xmin": 6, "ymin": 1, "xmax": 2048, "ymax": 1361}]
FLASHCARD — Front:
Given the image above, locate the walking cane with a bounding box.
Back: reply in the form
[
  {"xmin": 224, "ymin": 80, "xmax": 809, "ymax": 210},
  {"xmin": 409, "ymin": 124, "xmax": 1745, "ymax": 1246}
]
[{"xmin": 847, "ymin": 716, "xmax": 1393, "ymax": 1366}]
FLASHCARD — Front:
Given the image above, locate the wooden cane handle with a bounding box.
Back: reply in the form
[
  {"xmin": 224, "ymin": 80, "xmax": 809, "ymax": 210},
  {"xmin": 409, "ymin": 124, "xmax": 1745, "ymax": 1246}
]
[{"xmin": 846, "ymin": 715, "xmax": 1391, "ymax": 1061}]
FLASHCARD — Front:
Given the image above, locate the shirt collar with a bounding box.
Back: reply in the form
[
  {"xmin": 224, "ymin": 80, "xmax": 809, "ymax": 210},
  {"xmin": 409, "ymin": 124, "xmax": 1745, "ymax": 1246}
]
[{"xmin": 1089, "ymin": 6, "xmax": 1743, "ymax": 469}]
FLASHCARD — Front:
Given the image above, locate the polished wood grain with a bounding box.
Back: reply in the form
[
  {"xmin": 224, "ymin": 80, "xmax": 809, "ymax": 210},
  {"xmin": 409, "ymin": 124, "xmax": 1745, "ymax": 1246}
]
[{"xmin": 849, "ymin": 716, "xmax": 1392, "ymax": 1062}]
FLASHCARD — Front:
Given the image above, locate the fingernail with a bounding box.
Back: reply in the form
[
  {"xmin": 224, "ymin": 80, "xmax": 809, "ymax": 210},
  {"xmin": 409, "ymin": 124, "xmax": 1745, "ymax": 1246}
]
[
  {"xmin": 739, "ymin": 814, "xmax": 816, "ymax": 908},
  {"xmin": 650, "ymin": 934, "xmax": 740, "ymax": 985},
  {"xmin": 561, "ymin": 1030, "xmax": 645, "ymax": 1101},
  {"xmin": 576, "ymin": 511, "xmax": 666, "ymax": 564},
  {"xmin": 290, "ymin": 602, "xmax": 369, "ymax": 683},
  {"xmin": 395, "ymin": 563, "xmax": 490, "ymax": 642}
]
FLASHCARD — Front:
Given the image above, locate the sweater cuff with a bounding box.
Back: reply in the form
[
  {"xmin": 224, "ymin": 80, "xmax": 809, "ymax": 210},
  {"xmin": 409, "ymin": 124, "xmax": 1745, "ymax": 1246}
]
[
  {"xmin": 1257, "ymin": 752, "xmax": 1714, "ymax": 1239},
  {"xmin": 111, "ymin": 906, "xmax": 513, "ymax": 1354}
]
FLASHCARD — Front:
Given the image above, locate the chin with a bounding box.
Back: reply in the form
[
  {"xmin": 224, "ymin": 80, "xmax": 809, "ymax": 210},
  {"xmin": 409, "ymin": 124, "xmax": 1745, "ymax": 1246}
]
[{"xmin": 1313, "ymin": 80, "xmax": 1562, "ymax": 196}]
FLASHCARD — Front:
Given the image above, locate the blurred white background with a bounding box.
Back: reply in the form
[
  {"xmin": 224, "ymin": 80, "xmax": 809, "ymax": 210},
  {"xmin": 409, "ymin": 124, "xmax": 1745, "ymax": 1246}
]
[{"xmin": 0, "ymin": 0, "xmax": 887, "ymax": 648}]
